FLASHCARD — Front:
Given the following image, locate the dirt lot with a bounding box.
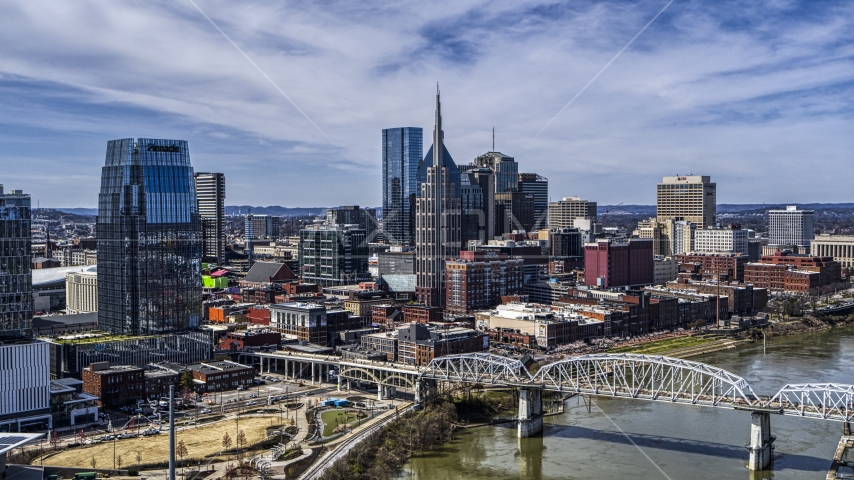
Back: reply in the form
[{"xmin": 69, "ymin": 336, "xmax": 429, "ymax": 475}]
[{"xmin": 42, "ymin": 415, "xmax": 283, "ymax": 468}]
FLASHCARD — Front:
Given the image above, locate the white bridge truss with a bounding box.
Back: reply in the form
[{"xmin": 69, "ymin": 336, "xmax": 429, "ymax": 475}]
[
  {"xmin": 532, "ymin": 353, "xmax": 761, "ymax": 408},
  {"xmin": 766, "ymin": 384, "xmax": 854, "ymax": 422},
  {"xmin": 420, "ymin": 352, "xmax": 531, "ymax": 384}
]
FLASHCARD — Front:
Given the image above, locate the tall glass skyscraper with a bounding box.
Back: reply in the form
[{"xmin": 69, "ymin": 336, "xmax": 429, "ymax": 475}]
[
  {"xmin": 97, "ymin": 139, "xmax": 202, "ymax": 335},
  {"xmin": 382, "ymin": 127, "xmax": 422, "ymax": 246},
  {"xmin": 0, "ymin": 185, "xmax": 32, "ymax": 338}
]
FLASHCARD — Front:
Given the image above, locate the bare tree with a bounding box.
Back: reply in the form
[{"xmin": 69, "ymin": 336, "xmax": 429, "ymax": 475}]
[
  {"xmin": 135, "ymin": 450, "xmax": 143, "ymax": 468},
  {"xmin": 117, "ymin": 455, "xmax": 123, "ymax": 470},
  {"xmin": 90, "ymin": 457, "xmax": 97, "ymax": 470},
  {"xmin": 222, "ymin": 431, "xmax": 233, "ymax": 451},
  {"xmin": 49, "ymin": 431, "xmax": 60, "ymax": 450},
  {"xmin": 176, "ymin": 440, "xmax": 188, "ymax": 473}
]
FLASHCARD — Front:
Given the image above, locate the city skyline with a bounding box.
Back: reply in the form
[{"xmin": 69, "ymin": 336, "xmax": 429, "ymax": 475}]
[{"xmin": 1, "ymin": 1, "xmax": 852, "ymax": 208}]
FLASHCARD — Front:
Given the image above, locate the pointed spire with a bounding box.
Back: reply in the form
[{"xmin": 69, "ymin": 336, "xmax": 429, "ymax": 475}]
[{"xmin": 433, "ymin": 83, "xmax": 443, "ymax": 168}]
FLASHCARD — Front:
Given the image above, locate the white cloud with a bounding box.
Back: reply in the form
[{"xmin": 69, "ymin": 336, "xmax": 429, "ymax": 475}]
[{"xmin": 0, "ymin": 0, "xmax": 852, "ymax": 207}]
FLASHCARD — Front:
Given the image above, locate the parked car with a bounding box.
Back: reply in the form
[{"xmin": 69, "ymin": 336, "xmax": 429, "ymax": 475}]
[
  {"xmin": 200, "ymin": 408, "xmax": 212, "ymax": 414},
  {"xmin": 246, "ymin": 401, "xmax": 257, "ymax": 406},
  {"xmin": 142, "ymin": 429, "xmax": 159, "ymax": 436},
  {"xmin": 237, "ymin": 386, "xmax": 246, "ymax": 391}
]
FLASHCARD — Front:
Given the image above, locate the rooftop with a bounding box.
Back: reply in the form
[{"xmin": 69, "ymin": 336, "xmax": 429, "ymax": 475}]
[{"xmin": 32, "ymin": 264, "xmax": 97, "ymax": 287}]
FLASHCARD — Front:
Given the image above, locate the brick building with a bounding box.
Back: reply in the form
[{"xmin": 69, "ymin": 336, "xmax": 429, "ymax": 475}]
[
  {"xmin": 675, "ymin": 253, "xmax": 749, "ymax": 281},
  {"xmin": 584, "ymin": 238, "xmax": 653, "ymax": 288},
  {"xmin": 371, "ymin": 304, "xmax": 403, "ymax": 328},
  {"xmin": 444, "ymin": 251, "xmax": 524, "ymax": 315},
  {"xmin": 402, "ymin": 305, "xmax": 444, "ymax": 324},
  {"xmin": 186, "ymin": 361, "xmax": 255, "ymax": 393},
  {"xmin": 81, "ymin": 362, "xmax": 145, "ymax": 408},
  {"xmin": 665, "ymin": 279, "xmax": 768, "ymax": 315},
  {"xmin": 397, "ymin": 323, "xmax": 487, "ymax": 366},
  {"xmin": 744, "ymin": 252, "xmax": 841, "ymax": 292}
]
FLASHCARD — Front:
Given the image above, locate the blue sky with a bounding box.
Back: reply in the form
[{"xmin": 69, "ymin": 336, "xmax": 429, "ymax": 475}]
[{"xmin": 0, "ymin": 0, "xmax": 852, "ymax": 208}]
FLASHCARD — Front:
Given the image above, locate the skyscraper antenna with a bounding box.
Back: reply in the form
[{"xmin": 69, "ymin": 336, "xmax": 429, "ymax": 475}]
[{"xmin": 492, "ymin": 128, "xmax": 495, "ymax": 152}]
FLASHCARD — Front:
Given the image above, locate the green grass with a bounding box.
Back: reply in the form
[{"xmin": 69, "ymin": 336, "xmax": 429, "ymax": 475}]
[
  {"xmin": 608, "ymin": 335, "xmax": 717, "ymax": 355},
  {"xmin": 51, "ymin": 333, "xmax": 159, "ymax": 345},
  {"xmin": 320, "ymin": 409, "xmax": 359, "ymax": 437}
]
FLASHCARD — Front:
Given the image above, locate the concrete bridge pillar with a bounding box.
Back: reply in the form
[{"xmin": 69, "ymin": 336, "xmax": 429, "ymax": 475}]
[
  {"xmin": 337, "ymin": 375, "xmax": 343, "ymax": 392},
  {"xmin": 378, "ymin": 385, "xmax": 385, "ymax": 401},
  {"xmin": 415, "ymin": 381, "xmax": 424, "ymax": 404},
  {"xmin": 311, "ymin": 362, "xmax": 316, "ymax": 385},
  {"xmin": 748, "ymin": 411, "xmax": 773, "ymax": 471},
  {"xmin": 518, "ymin": 388, "xmax": 543, "ymax": 438},
  {"xmin": 845, "ymin": 422, "xmax": 851, "ymax": 437}
]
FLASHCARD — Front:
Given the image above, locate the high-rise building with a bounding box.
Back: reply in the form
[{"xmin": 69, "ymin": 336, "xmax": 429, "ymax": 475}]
[
  {"xmin": 245, "ymin": 214, "xmax": 280, "ymax": 239},
  {"xmin": 768, "ymin": 206, "xmax": 815, "ymax": 247},
  {"xmin": 495, "ymin": 192, "xmax": 534, "ymax": 235},
  {"xmin": 518, "ymin": 173, "xmax": 548, "ymax": 230},
  {"xmin": 469, "ymin": 168, "xmax": 495, "ymax": 242},
  {"xmin": 547, "ymin": 197, "xmax": 597, "ymax": 229},
  {"xmin": 97, "ymin": 138, "xmax": 202, "ymax": 335},
  {"xmin": 460, "ymin": 173, "xmax": 485, "ymax": 247},
  {"xmin": 472, "ymin": 152, "xmax": 518, "ymax": 193},
  {"xmin": 671, "ymin": 220, "xmax": 696, "ymax": 255},
  {"xmin": 656, "ymin": 175, "xmax": 716, "ymax": 227},
  {"xmin": 326, "ymin": 205, "xmax": 379, "ymax": 243},
  {"xmin": 0, "ymin": 184, "xmax": 33, "ymax": 338},
  {"xmin": 416, "ymin": 88, "xmax": 461, "ymax": 307},
  {"xmin": 298, "ymin": 224, "xmax": 370, "ymax": 287},
  {"xmin": 382, "ymin": 127, "xmax": 423, "ymax": 246},
  {"xmin": 194, "ymin": 172, "xmax": 225, "ymax": 264},
  {"xmin": 445, "ymin": 251, "xmax": 524, "ymax": 315}
]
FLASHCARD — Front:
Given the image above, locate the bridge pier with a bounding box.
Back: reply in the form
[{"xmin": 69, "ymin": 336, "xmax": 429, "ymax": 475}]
[
  {"xmin": 748, "ymin": 411, "xmax": 774, "ymax": 471},
  {"xmin": 845, "ymin": 422, "xmax": 851, "ymax": 437},
  {"xmin": 518, "ymin": 388, "xmax": 543, "ymax": 438}
]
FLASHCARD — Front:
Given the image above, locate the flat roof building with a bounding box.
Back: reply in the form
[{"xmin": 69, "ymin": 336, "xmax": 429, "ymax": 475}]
[{"xmin": 656, "ymin": 175, "xmax": 716, "ymax": 228}]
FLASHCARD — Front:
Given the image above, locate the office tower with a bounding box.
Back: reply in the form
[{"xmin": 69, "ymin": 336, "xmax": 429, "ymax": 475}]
[
  {"xmin": 326, "ymin": 205, "xmax": 379, "ymax": 242},
  {"xmin": 671, "ymin": 220, "xmax": 696, "ymax": 255},
  {"xmin": 245, "ymin": 214, "xmax": 280, "ymax": 239},
  {"xmin": 97, "ymin": 139, "xmax": 202, "ymax": 335},
  {"xmin": 194, "ymin": 172, "xmax": 226, "ymax": 264},
  {"xmin": 656, "ymin": 175, "xmax": 716, "ymax": 227},
  {"xmin": 472, "ymin": 151, "xmax": 518, "ymax": 193},
  {"xmin": 547, "ymin": 197, "xmax": 597, "ymax": 229},
  {"xmin": 469, "ymin": 168, "xmax": 495, "ymax": 243},
  {"xmin": 416, "ymin": 88, "xmax": 461, "ymax": 308},
  {"xmin": 299, "ymin": 224, "xmax": 369, "ymax": 286},
  {"xmin": 518, "ymin": 173, "xmax": 548, "ymax": 230},
  {"xmin": 495, "ymin": 192, "xmax": 534, "ymax": 235},
  {"xmin": 460, "ymin": 173, "xmax": 485, "ymax": 247},
  {"xmin": 382, "ymin": 127, "xmax": 423, "ymax": 246},
  {"xmin": 0, "ymin": 185, "xmax": 33, "ymax": 337},
  {"xmin": 768, "ymin": 206, "xmax": 815, "ymax": 247}
]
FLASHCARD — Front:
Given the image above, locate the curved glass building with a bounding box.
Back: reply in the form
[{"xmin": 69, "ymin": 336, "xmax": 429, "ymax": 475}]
[{"xmin": 97, "ymin": 138, "xmax": 202, "ymax": 335}]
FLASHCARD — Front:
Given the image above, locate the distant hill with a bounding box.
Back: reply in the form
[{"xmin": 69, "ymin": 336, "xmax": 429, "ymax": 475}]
[
  {"xmin": 49, "ymin": 208, "xmax": 98, "ymax": 216},
  {"xmin": 225, "ymin": 205, "xmax": 328, "ymax": 217},
  {"xmin": 600, "ymin": 203, "xmax": 854, "ymax": 215}
]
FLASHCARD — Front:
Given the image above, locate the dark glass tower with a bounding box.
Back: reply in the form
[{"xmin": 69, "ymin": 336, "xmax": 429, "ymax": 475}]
[
  {"xmin": 97, "ymin": 139, "xmax": 202, "ymax": 335},
  {"xmin": 0, "ymin": 185, "xmax": 32, "ymax": 338},
  {"xmin": 382, "ymin": 127, "xmax": 423, "ymax": 246}
]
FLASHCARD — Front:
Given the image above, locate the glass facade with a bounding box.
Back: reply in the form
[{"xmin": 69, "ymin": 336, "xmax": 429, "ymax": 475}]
[
  {"xmin": 382, "ymin": 127, "xmax": 422, "ymax": 246},
  {"xmin": 0, "ymin": 186, "xmax": 32, "ymax": 338},
  {"xmin": 97, "ymin": 139, "xmax": 202, "ymax": 335}
]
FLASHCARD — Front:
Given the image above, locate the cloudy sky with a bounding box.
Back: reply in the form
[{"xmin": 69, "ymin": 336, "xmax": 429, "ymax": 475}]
[{"xmin": 1, "ymin": 0, "xmax": 852, "ymax": 208}]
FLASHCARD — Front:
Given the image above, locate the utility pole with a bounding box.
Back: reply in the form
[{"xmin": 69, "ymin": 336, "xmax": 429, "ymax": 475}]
[{"xmin": 169, "ymin": 385, "xmax": 176, "ymax": 480}]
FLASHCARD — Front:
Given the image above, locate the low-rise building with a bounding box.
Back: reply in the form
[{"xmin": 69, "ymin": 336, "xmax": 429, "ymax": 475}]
[
  {"xmin": 0, "ymin": 340, "xmax": 52, "ymax": 431},
  {"xmin": 81, "ymin": 362, "xmax": 145, "ymax": 408},
  {"xmin": 653, "ymin": 256, "xmax": 679, "ymax": 285},
  {"xmin": 811, "ymin": 234, "xmax": 854, "ymax": 269},
  {"xmin": 219, "ymin": 330, "xmax": 281, "ymax": 351},
  {"xmin": 675, "ymin": 253, "xmax": 749, "ymax": 281},
  {"xmin": 65, "ymin": 266, "xmax": 98, "ymax": 314},
  {"xmin": 694, "ymin": 226, "xmax": 748, "ymax": 255},
  {"xmin": 744, "ymin": 252, "xmax": 841, "ymax": 292},
  {"xmin": 397, "ymin": 323, "xmax": 487, "ymax": 366},
  {"xmin": 186, "ymin": 361, "xmax": 255, "ymax": 393},
  {"xmin": 360, "ymin": 330, "xmax": 400, "ymax": 361}
]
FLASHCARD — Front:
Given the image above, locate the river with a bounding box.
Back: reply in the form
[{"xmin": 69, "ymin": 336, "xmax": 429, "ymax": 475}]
[{"xmin": 400, "ymin": 325, "xmax": 854, "ymax": 479}]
